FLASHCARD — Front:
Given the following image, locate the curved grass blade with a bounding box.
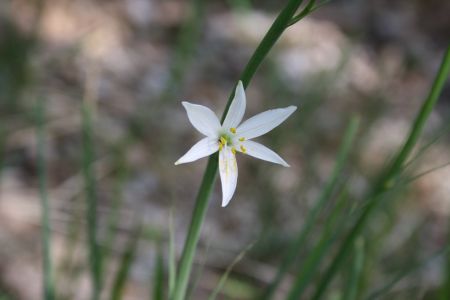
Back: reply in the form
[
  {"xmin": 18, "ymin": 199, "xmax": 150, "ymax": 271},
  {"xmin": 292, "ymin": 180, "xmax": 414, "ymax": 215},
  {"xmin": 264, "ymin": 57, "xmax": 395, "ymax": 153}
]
[
  {"xmin": 403, "ymin": 120, "xmax": 450, "ymax": 171},
  {"xmin": 262, "ymin": 116, "xmax": 359, "ymax": 299},
  {"xmin": 367, "ymin": 247, "xmax": 448, "ymax": 300},
  {"xmin": 285, "ymin": 186, "xmax": 351, "ymax": 300},
  {"xmin": 311, "ymin": 45, "xmax": 450, "ymax": 300},
  {"xmin": 186, "ymin": 237, "xmax": 213, "ymax": 300},
  {"xmin": 208, "ymin": 242, "xmax": 255, "ymax": 300},
  {"xmin": 287, "ymin": 0, "xmax": 330, "ymax": 27}
]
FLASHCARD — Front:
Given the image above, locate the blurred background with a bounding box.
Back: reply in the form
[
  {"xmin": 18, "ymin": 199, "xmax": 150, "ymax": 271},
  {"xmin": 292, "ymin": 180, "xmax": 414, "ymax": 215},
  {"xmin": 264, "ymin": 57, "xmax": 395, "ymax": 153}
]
[{"xmin": 0, "ymin": 0, "xmax": 449, "ymax": 299}]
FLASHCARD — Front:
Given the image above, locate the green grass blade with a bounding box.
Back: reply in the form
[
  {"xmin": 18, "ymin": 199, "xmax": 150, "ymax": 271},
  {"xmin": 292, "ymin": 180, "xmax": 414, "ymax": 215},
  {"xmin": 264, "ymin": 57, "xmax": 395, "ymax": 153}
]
[
  {"xmin": 406, "ymin": 160, "xmax": 450, "ymax": 184},
  {"xmin": 262, "ymin": 116, "xmax": 359, "ymax": 299},
  {"xmin": 208, "ymin": 242, "xmax": 255, "ymax": 300},
  {"xmin": 172, "ymin": 1, "xmax": 315, "ymax": 299},
  {"xmin": 168, "ymin": 209, "xmax": 177, "ymax": 299},
  {"xmin": 403, "ymin": 120, "xmax": 450, "ymax": 171},
  {"xmin": 101, "ymin": 146, "xmax": 128, "ymax": 279},
  {"xmin": 367, "ymin": 247, "xmax": 448, "ymax": 300},
  {"xmin": 36, "ymin": 96, "xmax": 55, "ymax": 300},
  {"xmin": 342, "ymin": 238, "xmax": 365, "ymax": 300},
  {"xmin": 311, "ymin": 45, "xmax": 450, "ymax": 300},
  {"xmin": 287, "ymin": 0, "xmax": 316, "ymax": 27},
  {"xmin": 186, "ymin": 238, "xmax": 213, "ymax": 300},
  {"xmin": 285, "ymin": 187, "xmax": 350, "ymax": 300},
  {"xmin": 153, "ymin": 246, "xmax": 165, "ymax": 300},
  {"xmin": 81, "ymin": 102, "xmax": 102, "ymax": 300},
  {"xmin": 111, "ymin": 225, "xmax": 142, "ymax": 300}
]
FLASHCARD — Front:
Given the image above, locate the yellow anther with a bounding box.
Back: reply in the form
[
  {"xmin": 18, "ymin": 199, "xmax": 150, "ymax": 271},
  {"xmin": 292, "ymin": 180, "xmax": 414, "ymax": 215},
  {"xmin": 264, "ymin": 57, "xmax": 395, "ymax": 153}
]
[
  {"xmin": 231, "ymin": 147, "xmax": 236, "ymax": 155},
  {"xmin": 240, "ymin": 145, "xmax": 247, "ymax": 153},
  {"xmin": 220, "ymin": 136, "xmax": 227, "ymax": 145},
  {"xmin": 239, "ymin": 137, "xmax": 245, "ymax": 142},
  {"xmin": 219, "ymin": 143, "xmax": 223, "ymax": 151},
  {"xmin": 230, "ymin": 127, "xmax": 236, "ymax": 134}
]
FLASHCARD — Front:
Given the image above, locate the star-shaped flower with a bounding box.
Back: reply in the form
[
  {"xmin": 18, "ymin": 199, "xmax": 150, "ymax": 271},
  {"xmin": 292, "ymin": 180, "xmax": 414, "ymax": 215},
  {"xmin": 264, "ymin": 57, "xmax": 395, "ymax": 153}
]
[{"xmin": 175, "ymin": 81, "xmax": 297, "ymax": 207}]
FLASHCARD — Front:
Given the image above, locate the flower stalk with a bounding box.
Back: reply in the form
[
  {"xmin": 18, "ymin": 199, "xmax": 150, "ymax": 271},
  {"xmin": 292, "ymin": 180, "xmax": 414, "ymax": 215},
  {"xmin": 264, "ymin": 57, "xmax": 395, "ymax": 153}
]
[{"xmin": 171, "ymin": 0, "xmax": 312, "ymax": 299}]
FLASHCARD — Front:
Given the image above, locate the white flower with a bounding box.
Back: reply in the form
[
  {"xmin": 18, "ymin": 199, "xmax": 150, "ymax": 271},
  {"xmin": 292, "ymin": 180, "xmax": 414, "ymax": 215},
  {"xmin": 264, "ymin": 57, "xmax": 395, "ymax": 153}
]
[{"xmin": 175, "ymin": 81, "xmax": 297, "ymax": 207}]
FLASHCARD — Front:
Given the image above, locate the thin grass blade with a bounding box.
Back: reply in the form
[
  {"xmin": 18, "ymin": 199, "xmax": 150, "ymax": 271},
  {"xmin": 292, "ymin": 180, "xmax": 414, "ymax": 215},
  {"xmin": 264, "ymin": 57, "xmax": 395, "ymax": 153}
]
[
  {"xmin": 168, "ymin": 209, "xmax": 177, "ymax": 299},
  {"xmin": 101, "ymin": 146, "xmax": 129, "ymax": 279},
  {"xmin": 367, "ymin": 247, "xmax": 448, "ymax": 300},
  {"xmin": 111, "ymin": 225, "xmax": 142, "ymax": 300},
  {"xmin": 208, "ymin": 242, "xmax": 255, "ymax": 300},
  {"xmin": 285, "ymin": 187, "xmax": 351, "ymax": 300},
  {"xmin": 153, "ymin": 247, "xmax": 165, "ymax": 300},
  {"xmin": 36, "ymin": 96, "xmax": 55, "ymax": 300},
  {"xmin": 81, "ymin": 102, "xmax": 102, "ymax": 300},
  {"xmin": 262, "ymin": 116, "xmax": 359, "ymax": 299},
  {"xmin": 311, "ymin": 45, "xmax": 450, "ymax": 300},
  {"xmin": 342, "ymin": 238, "xmax": 365, "ymax": 300}
]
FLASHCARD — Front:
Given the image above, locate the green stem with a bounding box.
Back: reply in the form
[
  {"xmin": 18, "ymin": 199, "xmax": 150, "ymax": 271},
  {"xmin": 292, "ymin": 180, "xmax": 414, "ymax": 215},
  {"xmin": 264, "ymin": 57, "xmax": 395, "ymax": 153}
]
[
  {"xmin": 263, "ymin": 116, "xmax": 359, "ymax": 300},
  {"xmin": 222, "ymin": 0, "xmax": 306, "ymax": 118},
  {"xmin": 342, "ymin": 238, "xmax": 365, "ymax": 300},
  {"xmin": 36, "ymin": 97, "xmax": 55, "ymax": 300},
  {"xmin": 81, "ymin": 103, "xmax": 102, "ymax": 300},
  {"xmin": 172, "ymin": 1, "xmax": 308, "ymax": 299},
  {"xmin": 172, "ymin": 153, "xmax": 218, "ymax": 300},
  {"xmin": 312, "ymin": 45, "xmax": 450, "ymax": 300}
]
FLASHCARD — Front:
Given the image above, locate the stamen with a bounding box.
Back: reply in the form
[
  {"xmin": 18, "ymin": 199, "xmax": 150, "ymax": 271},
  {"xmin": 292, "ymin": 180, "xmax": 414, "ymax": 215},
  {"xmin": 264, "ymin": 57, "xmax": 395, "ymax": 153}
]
[
  {"xmin": 219, "ymin": 143, "xmax": 223, "ymax": 151},
  {"xmin": 239, "ymin": 137, "xmax": 245, "ymax": 142},
  {"xmin": 231, "ymin": 147, "xmax": 236, "ymax": 155},
  {"xmin": 220, "ymin": 136, "xmax": 227, "ymax": 146},
  {"xmin": 230, "ymin": 127, "xmax": 236, "ymax": 134},
  {"xmin": 240, "ymin": 145, "xmax": 247, "ymax": 153}
]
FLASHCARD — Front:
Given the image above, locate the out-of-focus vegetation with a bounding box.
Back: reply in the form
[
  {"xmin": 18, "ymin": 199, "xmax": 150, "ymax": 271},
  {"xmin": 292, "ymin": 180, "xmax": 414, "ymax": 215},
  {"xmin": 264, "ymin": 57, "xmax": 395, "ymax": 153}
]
[{"xmin": 0, "ymin": 0, "xmax": 449, "ymax": 299}]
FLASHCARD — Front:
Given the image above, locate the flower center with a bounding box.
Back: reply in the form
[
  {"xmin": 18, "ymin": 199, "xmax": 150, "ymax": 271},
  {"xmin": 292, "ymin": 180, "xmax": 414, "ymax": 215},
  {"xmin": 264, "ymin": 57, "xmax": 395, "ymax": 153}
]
[
  {"xmin": 218, "ymin": 129, "xmax": 244, "ymax": 155},
  {"xmin": 219, "ymin": 133, "xmax": 232, "ymax": 147}
]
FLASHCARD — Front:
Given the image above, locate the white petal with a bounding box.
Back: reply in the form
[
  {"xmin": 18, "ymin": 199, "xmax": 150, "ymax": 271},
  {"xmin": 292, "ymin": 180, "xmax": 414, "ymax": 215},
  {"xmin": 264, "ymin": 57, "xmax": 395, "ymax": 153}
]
[
  {"xmin": 237, "ymin": 106, "xmax": 297, "ymax": 139},
  {"xmin": 222, "ymin": 81, "xmax": 246, "ymax": 129},
  {"xmin": 182, "ymin": 102, "xmax": 221, "ymax": 137},
  {"xmin": 240, "ymin": 140, "xmax": 290, "ymax": 167},
  {"xmin": 175, "ymin": 137, "xmax": 219, "ymax": 165},
  {"xmin": 219, "ymin": 147, "xmax": 238, "ymax": 207}
]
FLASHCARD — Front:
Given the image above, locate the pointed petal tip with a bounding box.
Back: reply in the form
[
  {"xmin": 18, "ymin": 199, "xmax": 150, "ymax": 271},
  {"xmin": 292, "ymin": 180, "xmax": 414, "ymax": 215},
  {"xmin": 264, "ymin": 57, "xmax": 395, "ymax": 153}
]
[{"xmin": 221, "ymin": 196, "xmax": 232, "ymax": 207}]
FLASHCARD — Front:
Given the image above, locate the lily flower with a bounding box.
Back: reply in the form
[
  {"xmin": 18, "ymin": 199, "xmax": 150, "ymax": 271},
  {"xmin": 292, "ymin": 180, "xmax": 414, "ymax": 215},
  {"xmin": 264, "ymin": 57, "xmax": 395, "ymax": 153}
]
[{"xmin": 175, "ymin": 81, "xmax": 297, "ymax": 207}]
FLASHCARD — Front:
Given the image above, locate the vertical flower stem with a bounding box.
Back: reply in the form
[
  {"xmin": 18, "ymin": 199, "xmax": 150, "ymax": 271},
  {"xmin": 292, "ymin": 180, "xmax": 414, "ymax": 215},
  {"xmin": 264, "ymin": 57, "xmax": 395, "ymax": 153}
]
[
  {"xmin": 172, "ymin": 1, "xmax": 309, "ymax": 299},
  {"xmin": 172, "ymin": 154, "xmax": 218, "ymax": 300},
  {"xmin": 311, "ymin": 45, "xmax": 450, "ymax": 300},
  {"xmin": 36, "ymin": 96, "xmax": 55, "ymax": 300}
]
